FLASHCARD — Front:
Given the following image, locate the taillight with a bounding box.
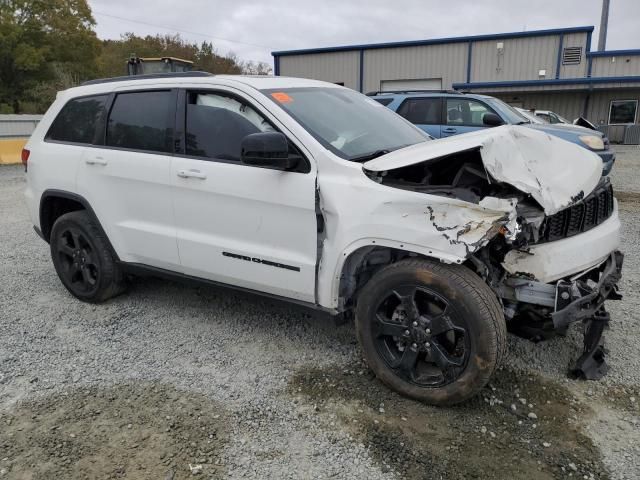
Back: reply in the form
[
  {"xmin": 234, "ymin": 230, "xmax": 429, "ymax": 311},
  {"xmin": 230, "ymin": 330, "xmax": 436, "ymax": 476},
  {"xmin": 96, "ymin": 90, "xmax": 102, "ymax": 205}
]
[{"xmin": 21, "ymin": 148, "xmax": 30, "ymax": 171}]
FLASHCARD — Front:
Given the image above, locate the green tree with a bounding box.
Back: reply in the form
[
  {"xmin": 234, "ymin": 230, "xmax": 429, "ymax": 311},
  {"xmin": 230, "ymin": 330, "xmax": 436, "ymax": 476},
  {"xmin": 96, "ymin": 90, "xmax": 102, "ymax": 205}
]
[{"xmin": 0, "ymin": 0, "xmax": 100, "ymax": 113}]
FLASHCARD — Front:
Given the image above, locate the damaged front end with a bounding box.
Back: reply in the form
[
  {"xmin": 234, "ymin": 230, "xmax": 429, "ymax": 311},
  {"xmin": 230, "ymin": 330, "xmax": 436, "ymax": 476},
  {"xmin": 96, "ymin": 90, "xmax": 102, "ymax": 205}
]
[{"xmin": 363, "ymin": 126, "xmax": 624, "ymax": 380}]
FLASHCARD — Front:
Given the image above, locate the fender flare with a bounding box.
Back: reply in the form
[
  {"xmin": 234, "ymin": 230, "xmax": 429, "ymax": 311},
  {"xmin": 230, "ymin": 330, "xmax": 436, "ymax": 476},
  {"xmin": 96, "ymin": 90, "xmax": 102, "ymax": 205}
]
[
  {"xmin": 324, "ymin": 237, "xmax": 466, "ymax": 310},
  {"xmin": 39, "ymin": 189, "xmax": 120, "ymax": 261}
]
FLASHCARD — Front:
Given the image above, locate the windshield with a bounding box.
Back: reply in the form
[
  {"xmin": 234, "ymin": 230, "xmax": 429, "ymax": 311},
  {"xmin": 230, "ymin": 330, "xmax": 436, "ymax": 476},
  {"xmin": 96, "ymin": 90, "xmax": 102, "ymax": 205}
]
[
  {"xmin": 483, "ymin": 97, "xmax": 532, "ymax": 124},
  {"xmin": 516, "ymin": 108, "xmax": 544, "ymax": 124},
  {"xmin": 261, "ymin": 87, "xmax": 429, "ymax": 160},
  {"xmin": 550, "ymin": 112, "xmax": 571, "ymax": 124}
]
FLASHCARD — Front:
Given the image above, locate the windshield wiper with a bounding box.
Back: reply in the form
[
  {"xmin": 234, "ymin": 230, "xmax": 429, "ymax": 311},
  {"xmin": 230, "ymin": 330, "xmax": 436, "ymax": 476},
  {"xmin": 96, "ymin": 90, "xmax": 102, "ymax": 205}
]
[
  {"xmin": 515, "ymin": 120, "xmax": 531, "ymax": 125},
  {"xmin": 349, "ymin": 149, "xmax": 391, "ymax": 163}
]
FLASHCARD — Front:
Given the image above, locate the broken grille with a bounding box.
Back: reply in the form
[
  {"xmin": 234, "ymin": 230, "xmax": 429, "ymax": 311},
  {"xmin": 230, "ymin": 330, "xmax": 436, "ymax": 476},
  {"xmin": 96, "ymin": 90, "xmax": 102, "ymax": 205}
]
[{"xmin": 538, "ymin": 180, "xmax": 614, "ymax": 244}]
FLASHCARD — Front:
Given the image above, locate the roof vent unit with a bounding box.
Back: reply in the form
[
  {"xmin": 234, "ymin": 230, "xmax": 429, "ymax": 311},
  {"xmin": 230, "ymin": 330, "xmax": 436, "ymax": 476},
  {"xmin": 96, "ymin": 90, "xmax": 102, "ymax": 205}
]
[{"xmin": 562, "ymin": 46, "xmax": 583, "ymax": 65}]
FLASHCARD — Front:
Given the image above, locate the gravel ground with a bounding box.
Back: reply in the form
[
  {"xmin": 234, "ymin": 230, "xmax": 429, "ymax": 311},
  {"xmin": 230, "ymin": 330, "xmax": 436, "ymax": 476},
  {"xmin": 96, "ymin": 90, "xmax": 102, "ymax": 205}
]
[
  {"xmin": 1, "ymin": 164, "xmax": 639, "ymax": 479},
  {"xmin": 610, "ymin": 145, "xmax": 640, "ymax": 196}
]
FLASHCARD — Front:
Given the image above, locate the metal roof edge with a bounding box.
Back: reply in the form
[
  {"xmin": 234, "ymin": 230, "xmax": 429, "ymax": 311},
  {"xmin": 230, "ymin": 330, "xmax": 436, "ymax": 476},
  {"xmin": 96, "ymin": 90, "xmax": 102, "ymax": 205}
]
[
  {"xmin": 271, "ymin": 26, "xmax": 594, "ymax": 57},
  {"xmin": 453, "ymin": 76, "xmax": 640, "ymax": 89},
  {"xmin": 588, "ymin": 49, "xmax": 640, "ymax": 57}
]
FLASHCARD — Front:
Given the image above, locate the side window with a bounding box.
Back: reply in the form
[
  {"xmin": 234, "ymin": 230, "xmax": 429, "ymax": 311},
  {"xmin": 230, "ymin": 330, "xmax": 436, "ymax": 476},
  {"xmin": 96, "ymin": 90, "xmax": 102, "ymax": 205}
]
[
  {"xmin": 46, "ymin": 95, "xmax": 107, "ymax": 144},
  {"xmin": 446, "ymin": 98, "xmax": 497, "ymax": 126},
  {"xmin": 397, "ymin": 98, "xmax": 442, "ymax": 125},
  {"xmin": 106, "ymin": 91, "xmax": 174, "ymax": 153},
  {"xmin": 185, "ymin": 91, "xmax": 273, "ymax": 160}
]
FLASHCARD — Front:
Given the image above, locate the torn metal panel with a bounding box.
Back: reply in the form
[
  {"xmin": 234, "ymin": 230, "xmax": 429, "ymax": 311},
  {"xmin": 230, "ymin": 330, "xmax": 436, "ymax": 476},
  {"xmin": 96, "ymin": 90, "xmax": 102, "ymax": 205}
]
[
  {"xmin": 364, "ymin": 125, "xmax": 602, "ymax": 215},
  {"xmin": 314, "ymin": 166, "xmax": 523, "ymax": 308}
]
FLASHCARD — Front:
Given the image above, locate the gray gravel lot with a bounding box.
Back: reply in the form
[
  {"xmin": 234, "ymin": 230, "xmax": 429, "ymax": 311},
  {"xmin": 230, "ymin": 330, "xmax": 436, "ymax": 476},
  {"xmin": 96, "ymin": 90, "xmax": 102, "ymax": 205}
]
[
  {"xmin": 610, "ymin": 146, "xmax": 640, "ymax": 196},
  {"xmin": 1, "ymin": 163, "xmax": 639, "ymax": 479}
]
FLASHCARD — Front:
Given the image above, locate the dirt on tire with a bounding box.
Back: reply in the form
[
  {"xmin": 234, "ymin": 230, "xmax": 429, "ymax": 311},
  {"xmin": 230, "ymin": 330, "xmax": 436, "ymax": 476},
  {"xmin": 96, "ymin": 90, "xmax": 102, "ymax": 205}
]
[{"xmin": 0, "ymin": 383, "xmax": 228, "ymax": 479}]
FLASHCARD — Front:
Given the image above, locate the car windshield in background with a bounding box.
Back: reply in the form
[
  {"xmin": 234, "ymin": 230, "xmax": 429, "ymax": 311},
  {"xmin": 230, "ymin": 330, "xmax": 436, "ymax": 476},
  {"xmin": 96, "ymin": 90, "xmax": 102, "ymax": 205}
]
[
  {"xmin": 516, "ymin": 108, "xmax": 545, "ymax": 124},
  {"xmin": 484, "ymin": 97, "xmax": 532, "ymax": 124},
  {"xmin": 261, "ymin": 87, "xmax": 429, "ymax": 161}
]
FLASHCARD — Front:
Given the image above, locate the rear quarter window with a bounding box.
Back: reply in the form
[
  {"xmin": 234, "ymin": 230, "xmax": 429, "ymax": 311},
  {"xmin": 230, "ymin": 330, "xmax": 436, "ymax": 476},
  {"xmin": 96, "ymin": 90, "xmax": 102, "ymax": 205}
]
[{"xmin": 46, "ymin": 95, "xmax": 108, "ymax": 144}]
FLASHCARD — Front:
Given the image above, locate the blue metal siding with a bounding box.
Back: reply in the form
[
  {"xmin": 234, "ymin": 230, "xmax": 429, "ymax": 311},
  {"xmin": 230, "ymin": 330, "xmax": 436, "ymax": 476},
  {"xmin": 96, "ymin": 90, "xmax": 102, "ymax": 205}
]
[
  {"xmin": 466, "ymin": 42, "xmax": 473, "ymax": 83},
  {"xmin": 272, "ymin": 26, "xmax": 594, "ymax": 58},
  {"xmin": 589, "ymin": 49, "xmax": 640, "ymax": 57},
  {"xmin": 555, "ymin": 33, "xmax": 564, "ymax": 79},
  {"xmin": 454, "ymin": 75, "xmax": 640, "ymax": 89}
]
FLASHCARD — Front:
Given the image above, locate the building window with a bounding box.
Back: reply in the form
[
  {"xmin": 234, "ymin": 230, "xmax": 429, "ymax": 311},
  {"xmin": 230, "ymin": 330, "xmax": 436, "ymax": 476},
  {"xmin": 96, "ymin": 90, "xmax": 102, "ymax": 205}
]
[
  {"xmin": 562, "ymin": 47, "xmax": 582, "ymax": 65},
  {"xmin": 609, "ymin": 100, "xmax": 638, "ymax": 124}
]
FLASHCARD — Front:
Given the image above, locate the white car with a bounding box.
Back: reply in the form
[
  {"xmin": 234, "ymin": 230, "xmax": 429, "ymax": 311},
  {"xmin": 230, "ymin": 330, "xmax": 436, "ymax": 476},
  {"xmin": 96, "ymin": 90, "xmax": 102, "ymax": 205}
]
[{"xmin": 23, "ymin": 73, "xmax": 623, "ymax": 405}]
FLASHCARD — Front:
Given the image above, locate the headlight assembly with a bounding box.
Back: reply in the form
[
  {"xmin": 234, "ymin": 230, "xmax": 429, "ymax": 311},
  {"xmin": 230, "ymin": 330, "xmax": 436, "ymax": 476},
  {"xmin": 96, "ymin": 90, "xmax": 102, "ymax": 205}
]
[{"xmin": 579, "ymin": 135, "xmax": 605, "ymax": 150}]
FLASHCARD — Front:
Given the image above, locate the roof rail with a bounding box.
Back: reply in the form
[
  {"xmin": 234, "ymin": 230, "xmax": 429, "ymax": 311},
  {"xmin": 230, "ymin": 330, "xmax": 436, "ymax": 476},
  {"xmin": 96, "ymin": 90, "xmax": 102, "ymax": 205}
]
[
  {"xmin": 365, "ymin": 89, "xmax": 460, "ymax": 96},
  {"xmin": 82, "ymin": 71, "xmax": 214, "ymax": 86}
]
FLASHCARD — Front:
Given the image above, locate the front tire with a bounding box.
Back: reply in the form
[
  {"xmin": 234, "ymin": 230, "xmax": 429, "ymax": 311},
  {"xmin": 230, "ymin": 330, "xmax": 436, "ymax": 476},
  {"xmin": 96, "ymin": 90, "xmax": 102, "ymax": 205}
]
[
  {"xmin": 50, "ymin": 211, "xmax": 125, "ymax": 303},
  {"xmin": 355, "ymin": 258, "xmax": 506, "ymax": 406}
]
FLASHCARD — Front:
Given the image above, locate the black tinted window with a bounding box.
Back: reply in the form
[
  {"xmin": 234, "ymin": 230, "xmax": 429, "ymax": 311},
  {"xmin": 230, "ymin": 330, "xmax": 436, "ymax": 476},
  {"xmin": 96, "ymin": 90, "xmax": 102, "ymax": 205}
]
[
  {"xmin": 185, "ymin": 92, "xmax": 269, "ymax": 160},
  {"xmin": 46, "ymin": 95, "xmax": 107, "ymax": 144},
  {"xmin": 397, "ymin": 98, "xmax": 442, "ymax": 125},
  {"xmin": 107, "ymin": 91, "xmax": 173, "ymax": 152}
]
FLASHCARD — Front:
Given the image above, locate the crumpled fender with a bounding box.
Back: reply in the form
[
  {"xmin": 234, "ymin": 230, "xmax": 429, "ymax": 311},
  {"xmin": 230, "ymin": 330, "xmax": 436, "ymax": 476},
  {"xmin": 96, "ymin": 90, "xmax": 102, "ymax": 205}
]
[{"xmin": 363, "ymin": 125, "xmax": 602, "ymax": 215}]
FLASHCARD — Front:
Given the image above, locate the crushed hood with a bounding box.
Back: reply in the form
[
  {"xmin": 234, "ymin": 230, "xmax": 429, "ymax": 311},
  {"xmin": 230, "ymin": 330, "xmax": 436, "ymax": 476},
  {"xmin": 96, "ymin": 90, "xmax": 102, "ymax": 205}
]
[{"xmin": 364, "ymin": 125, "xmax": 602, "ymax": 215}]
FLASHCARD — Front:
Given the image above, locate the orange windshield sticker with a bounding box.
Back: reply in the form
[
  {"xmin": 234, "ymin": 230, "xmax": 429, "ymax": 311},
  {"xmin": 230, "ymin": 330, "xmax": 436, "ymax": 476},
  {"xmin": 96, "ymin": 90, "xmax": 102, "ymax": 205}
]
[{"xmin": 271, "ymin": 92, "xmax": 293, "ymax": 103}]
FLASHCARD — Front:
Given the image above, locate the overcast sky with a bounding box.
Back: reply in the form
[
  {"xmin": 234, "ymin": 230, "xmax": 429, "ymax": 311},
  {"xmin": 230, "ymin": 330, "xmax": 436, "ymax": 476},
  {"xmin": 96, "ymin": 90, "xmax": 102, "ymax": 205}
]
[{"xmin": 88, "ymin": 0, "xmax": 640, "ymax": 66}]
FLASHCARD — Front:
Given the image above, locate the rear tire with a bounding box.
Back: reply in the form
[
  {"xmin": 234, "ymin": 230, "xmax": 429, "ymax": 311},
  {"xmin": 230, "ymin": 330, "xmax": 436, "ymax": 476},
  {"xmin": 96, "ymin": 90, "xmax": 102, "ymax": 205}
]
[
  {"xmin": 355, "ymin": 258, "xmax": 506, "ymax": 406},
  {"xmin": 50, "ymin": 211, "xmax": 125, "ymax": 303}
]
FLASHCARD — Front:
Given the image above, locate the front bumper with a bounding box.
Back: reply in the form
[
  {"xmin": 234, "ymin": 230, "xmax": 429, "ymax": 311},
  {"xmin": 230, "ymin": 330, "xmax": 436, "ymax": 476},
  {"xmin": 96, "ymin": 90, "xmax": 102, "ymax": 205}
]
[
  {"xmin": 596, "ymin": 149, "xmax": 615, "ymax": 176},
  {"xmin": 552, "ymin": 250, "xmax": 623, "ymax": 330},
  {"xmin": 502, "ymin": 251, "xmax": 623, "ymax": 380},
  {"xmin": 502, "ymin": 200, "xmax": 621, "ymax": 283}
]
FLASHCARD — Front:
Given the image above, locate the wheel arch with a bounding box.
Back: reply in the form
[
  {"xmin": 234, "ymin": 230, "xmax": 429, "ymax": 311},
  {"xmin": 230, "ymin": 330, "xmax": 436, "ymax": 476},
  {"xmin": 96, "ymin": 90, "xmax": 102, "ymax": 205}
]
[
  {"xmin": 331, "ymin": 239, "xmax": 465, "ymax": 312},
  {"xmin": 39, "ymin": 189, "xmax": 120, "ymax": 261}
]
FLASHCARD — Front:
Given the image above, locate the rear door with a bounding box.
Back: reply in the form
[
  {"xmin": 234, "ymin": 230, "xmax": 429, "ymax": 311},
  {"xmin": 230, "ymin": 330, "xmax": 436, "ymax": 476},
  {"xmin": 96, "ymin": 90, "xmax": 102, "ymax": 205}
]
[
  {"xmin": 443, "ymin": 98, "xmax": 500, "ymax": 137},
  {"xmin": 170, "ymin": 88, "xmax": 318, "ymax": 302},
  {"xmin": 395, "ymin": 97, "xmax": 442, "ymax": 138},
  {"xmin": 76, "ymin": 89, "xmax": 180, "ymax": 270}
]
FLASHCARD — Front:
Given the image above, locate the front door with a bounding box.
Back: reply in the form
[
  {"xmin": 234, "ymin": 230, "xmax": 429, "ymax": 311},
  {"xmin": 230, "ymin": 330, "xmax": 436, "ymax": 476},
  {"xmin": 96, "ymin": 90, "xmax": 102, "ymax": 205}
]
[
  {"xmin": 171, "ymin": 89, "xmax": 318, "ymax": 302},
  {"xmin": 442, "ymin": 98, "xmax": 499, "ymax": 137}
]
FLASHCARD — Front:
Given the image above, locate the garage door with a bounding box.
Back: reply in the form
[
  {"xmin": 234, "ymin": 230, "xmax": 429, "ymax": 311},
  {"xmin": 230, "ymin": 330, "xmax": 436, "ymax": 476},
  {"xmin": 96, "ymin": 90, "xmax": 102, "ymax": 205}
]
[{"xmin": 380, "ymin": 78, "xmax": 442, "ymax": 92}]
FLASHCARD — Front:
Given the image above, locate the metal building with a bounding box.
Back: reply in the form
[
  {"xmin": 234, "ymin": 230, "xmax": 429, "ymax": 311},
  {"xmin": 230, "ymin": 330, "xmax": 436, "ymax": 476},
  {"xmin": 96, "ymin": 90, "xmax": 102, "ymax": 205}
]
[{"xmin": 272, "ymin": 26, "xmax": 640, "ymax": 143}]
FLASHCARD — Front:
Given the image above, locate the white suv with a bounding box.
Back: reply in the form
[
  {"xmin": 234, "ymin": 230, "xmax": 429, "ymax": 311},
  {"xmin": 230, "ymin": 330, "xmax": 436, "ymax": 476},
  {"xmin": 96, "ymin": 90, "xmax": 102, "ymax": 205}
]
[{"xmin": 24, "ymin": 72, "xmax": 623, "ymax": 405}]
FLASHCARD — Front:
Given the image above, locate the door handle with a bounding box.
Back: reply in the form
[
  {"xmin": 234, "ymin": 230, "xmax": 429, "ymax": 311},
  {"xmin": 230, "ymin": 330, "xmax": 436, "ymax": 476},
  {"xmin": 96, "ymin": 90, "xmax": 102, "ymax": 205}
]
[
  {"xmin": 442, "ymin": 127, "xmax": 457, "ymax": 133},
  {"xmin": 85, "ymin": 156, "xmax": 108, "ymax": 165},
  {"xmin": 177, "ymin": 169, "xmax": 207, "ymax": 179}
]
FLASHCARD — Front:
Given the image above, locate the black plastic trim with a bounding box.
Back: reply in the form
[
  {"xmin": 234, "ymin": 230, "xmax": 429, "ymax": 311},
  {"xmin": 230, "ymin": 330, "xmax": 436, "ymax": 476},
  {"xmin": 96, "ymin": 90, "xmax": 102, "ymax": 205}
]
[
  {"xmin": 33, "ymin": 225, "xmax": 45, "ymax": 241},
  {"xmin": 119, "ymin": 262, "xmax": 335, "ymax": 314},
  {"xmin": 39, "ymin": 190, "xmax": 120, "ymax": 261},
  {"xmin": 81, "ymin": 71, "xmax": 214, "ymax": 86}
]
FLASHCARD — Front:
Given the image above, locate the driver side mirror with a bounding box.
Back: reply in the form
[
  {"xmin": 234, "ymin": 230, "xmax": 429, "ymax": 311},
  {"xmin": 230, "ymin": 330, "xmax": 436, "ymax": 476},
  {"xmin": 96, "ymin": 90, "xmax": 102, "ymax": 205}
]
[
  {"xmin": 241, "ymin": 132, "xmax": 300, "ymax": 170},
  {"xmin": 483, "ymin": 113, "xmax": 504, "ymax": 127}
]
